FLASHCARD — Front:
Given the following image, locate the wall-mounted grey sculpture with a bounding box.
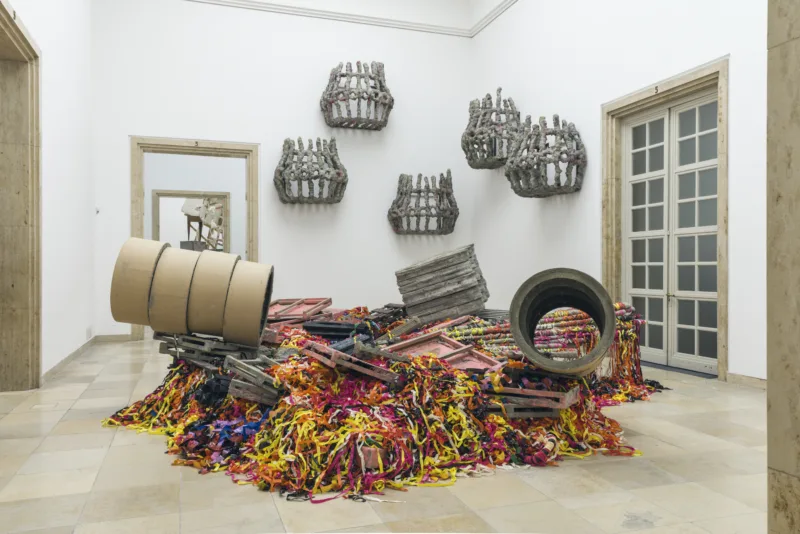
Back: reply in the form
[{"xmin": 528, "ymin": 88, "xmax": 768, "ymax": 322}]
[
  {"xmin": 388, "ymin": 170, "xmax": 459, "ymax": 235},
  {"xmin": 273, "ymin": 137, "xmax": 348, "ymax": 204},
  {"xmin": 461, "ymin": 88, "xmax": 522, "ymax": 170},
  {"xmin": 505, "ymin": 115, "xmax": 587, "ymax": 198},
  {"xmin": 320, "ymin": 61, "xmax": 394, "ymax": 131}
]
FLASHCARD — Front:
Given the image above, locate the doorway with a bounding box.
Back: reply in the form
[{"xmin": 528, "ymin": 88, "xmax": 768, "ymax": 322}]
[
  {"xmin": 0, "ymin": 2, "xmax": 41, "ymax": 392},
  {"xmin": 601, "ymin": 57, "xmax": 729, "ymax": 380}
]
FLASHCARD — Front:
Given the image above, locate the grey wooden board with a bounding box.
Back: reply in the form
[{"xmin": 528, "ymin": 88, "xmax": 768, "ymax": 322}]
[{"xmin": 395, "ymin": 245, "xmax": 476, "ymax": 278}]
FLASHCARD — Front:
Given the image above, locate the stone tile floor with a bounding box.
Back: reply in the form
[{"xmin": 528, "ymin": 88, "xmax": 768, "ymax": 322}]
[{"xmin": 0, "ymin": 340, "xmax": 767, "ymax": 533}]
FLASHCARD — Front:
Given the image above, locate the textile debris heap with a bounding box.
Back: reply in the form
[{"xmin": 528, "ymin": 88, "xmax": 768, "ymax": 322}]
[{"xmin": 105, "ymin": 302, "xmax": 663, "ymax": 501}]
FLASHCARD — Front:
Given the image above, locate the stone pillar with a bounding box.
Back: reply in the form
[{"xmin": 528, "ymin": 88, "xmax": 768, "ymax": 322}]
[{"xmin": 768, "ymin": 1, "xmax": 800, "ymax": 531}]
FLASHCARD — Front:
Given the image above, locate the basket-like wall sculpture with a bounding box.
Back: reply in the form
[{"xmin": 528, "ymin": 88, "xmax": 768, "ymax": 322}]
[
  {"xmin": 505, "ymin": 115, "xmax": 587, "ymax": 198},
  {"xmin": 461, "ymin": 87, "xmax": 522, "ymax": 170},
  {"xmin": 273, "ymin": 137, "xmax": 348, "ymax": 204},
  {"xmin": 320, "ymin": 61, "xmax": 394, "ymax": 131},
  {"xmin": 388, "ymin": 170, "xmax": 459, "ymax": 235}
]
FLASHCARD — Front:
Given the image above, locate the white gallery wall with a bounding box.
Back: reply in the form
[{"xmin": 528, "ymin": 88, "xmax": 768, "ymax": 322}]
[
  {"xmin": 471, "ymin": 0, "xmax": 767, "ymax": 379},
  {"xmin": 83, "ymin": 0, "xmax": 766, "ymax": 379},
  {"xmin": 10, "ymin": 0, "xmax": 94, "ymax": 373}
]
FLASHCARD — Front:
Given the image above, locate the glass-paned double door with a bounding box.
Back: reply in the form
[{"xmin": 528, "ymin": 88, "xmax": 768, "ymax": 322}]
[{"xmin": 623, "ymin": 93, "xmax": 719, "ymax": 375}]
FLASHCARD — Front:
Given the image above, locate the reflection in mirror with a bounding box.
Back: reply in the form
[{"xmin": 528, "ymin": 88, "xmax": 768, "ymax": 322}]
[
  {"xmin": 143, "ymin": 153, "xmax": 248, "ymax": 258},
  {"xmin": 534, "ymin": 307, "xmax": 599, "ymax": 360}
]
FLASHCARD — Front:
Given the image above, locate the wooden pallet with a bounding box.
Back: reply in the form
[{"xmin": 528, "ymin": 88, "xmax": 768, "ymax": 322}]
[
  {"xmin": 268, "ymin": 298, "xmax": 332, "ymax": 321},
  {"xmin": 302, "ymin": 342, "xmax": 403, "ymax": 386}
]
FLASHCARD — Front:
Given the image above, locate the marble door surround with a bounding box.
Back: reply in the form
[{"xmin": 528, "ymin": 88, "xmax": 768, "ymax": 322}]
[
  {"xmin": 0, "ymin": 0, "xmax": 41, "ymax": 392},
  {"xmin": 767, "ymin": 0, "xmax": 800, "ymax": 531},
  {"xmin": 601, "ymin": 57, "xmax": 730, "ymax": 381}
]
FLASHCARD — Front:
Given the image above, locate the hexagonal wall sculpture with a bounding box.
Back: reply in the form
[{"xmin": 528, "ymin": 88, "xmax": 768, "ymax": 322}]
[
  {"xmin": 505, "ymin": 115, "xmax": 587, "ymax": 198},
  {"xmin": 461, "ymin": 87, "xmax": 522, "ymax": 170},
  {"xmin": 388, "ymin": 170, "xmax": 459, "ymax": 235},
  {"xmin": 320, "ymin": 61, "xmax": 394, "ymax": 130},
  {"xmin": 273, "ymin": 137, "xmax": 348, "ymax": 204}
]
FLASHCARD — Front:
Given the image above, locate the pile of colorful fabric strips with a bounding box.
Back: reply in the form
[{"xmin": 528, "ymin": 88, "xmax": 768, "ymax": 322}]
[{"xmin": 105, "ymin": 305, "xmax": 652, "ymax": 501}]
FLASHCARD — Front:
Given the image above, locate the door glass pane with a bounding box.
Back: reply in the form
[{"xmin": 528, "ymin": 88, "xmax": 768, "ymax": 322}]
[
  {"xmin": 698, "ymin": 330, "xmax": 717, "ymax": 358},
  {"xmin": 648, "ymin": 206, "xmax": 664, "ymax": 231},
  {"xmin": 632, "ymin": 182, "xmax": 646, "ymax": 205},
  {"xmin": 648, "ymin": 266, "xmax": 663, "ymax": 290},
  {"xmin": 698, "ymin": 300, "xmax": 717, "ymax": 328},
  {"xmin": 678, "ymin": 299, "xmax": 695, "ymax": 325},
  {"xmin": 679, "ymin": 138, "xmax": 696, "ymax": 165},
  {"xmin": 633, "ymin": 151, "xmax": 646, "ymax": 175},
  {"xmin": 633, "ymin": 124, "xmax": 646, "ymax": 149},
  {"xmin": 679, "ymin": 108, "xmax": 696, "ymax": 137},
  {"xmin": 698, "ymin": 265, "xmax": 717, "ymax": 292},
  {"xmin": 649, "ymin": 297, "xmax": 663, "ymax": 322},
  {"xmin": 698, "ymin": 198, "xmax": 717, "ymax": 227},
  {"xmin": 678, "ymin": 265, "xmax": 695, "ymax": 291},
  {"xmin": 632, "ymin": 266, "xmax": 646, "ymax": 288},
  {"xmin": 649, "ymin": 178, "xmax": 664, "ymax": 203},
  {"xmin": 698, "ymin": 132, "xmax": 717, "ymax": 161},
  {"xmin": 632, "ymin": 239, "xmax": 646, "ymax": 263},
  {"xmin": 699, "ymin": 101, "xmax": 717, "ymax": 132},
  {"xmin": 649, "ymin": 118, "xmax": 664, "ymax": 144},
  {"xmin": 698, "ymin": 234, "xmax": 716, "ymax": 262},
  {"xmin": 632, "ymin": 209, "xmax": 646, "ymax": 232},
  {"xmin": 632, "ymin": 296, "xmax": 646, "ymax": 317},
  {"xmin": 649, "ymin": 324, "xmax": 663, "ymax": 349},
  {"xmin": 678, "ymin": 236, "xmax": 695, "ymax": 262},
  {"xmin": 679, "ymin": 172, "xmax": 696, "ymax": 199},
  {"xmin": 648, "ymin": 238, "xmax": 663, "ymax": 263},
  {"xmin": 649, "ymin": 146, "xmax": 664, "ymax": 171},
  {"xmin": 698, "ymin": 167, "xmax": 717, "ymax": 196},
  {"xmin": 640, "ymin": 326, "xmax": 646, "ymax": 346},
  {"xmin": 679, "ymin": 202, "xmax": 696, "ymax": 228},
  {"xmin": 678, "ymin": 328, "xmax": 695, "ymax": 354}
]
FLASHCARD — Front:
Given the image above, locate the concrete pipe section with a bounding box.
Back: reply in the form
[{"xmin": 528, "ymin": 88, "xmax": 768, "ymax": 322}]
[{"xmin": 510, "ymin": 268, "xmax": 616, "ymax": 375}]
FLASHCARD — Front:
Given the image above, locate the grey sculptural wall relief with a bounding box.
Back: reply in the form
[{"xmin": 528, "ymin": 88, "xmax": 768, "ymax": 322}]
[
  {"xmin": 388, "ymin": 170, "xmax": 459, "ymax": 235},
  {"xmin": 461, "ymin": 88, "xmax": 522, "ymax": 170},
  {"xmin": 505, "ymin": 115, "xmax": 587, "ymax": 198},
  {"xmin": 320, "ymin": 61, "xmax": 394, "ymax": 131},
  {"xmin": 273, "ymin": 138, "xmax": 348, "ymax": 204}
]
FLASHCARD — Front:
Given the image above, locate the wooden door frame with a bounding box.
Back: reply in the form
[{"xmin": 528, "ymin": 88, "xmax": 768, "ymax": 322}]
[
  {"xmin": 130, "ymin": 136, "xmax": 259, "ymax": 341},
  {"xmin": 0, "ymin": 0, "xmax": 41, "ymax": 391},
  {"xmin": 151, "ymin": 189, "xmax": 231, "ymax": 253},
  {"xmin": 601, "ymin": 56, "xmax": 730, "ymax": 381}
]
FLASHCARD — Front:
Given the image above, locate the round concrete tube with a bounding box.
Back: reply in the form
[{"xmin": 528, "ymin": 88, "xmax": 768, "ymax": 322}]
[
  {"xmin": 222, "ymin": 261, "xmax": 274, "ymax": 347},
  {"xmin": 510, "ymin": 268, "xmax": 615, "ymax": 376},
  {"xmin": 187, "ymin": 251, "xmax": 241, "ymax": 336},
  {"xmin": 110, "ymin": 238, "xmax": 170, "ymax": 326},
  {"xmin": 148, "ymin": 248, "xmax": 202, "ymax": 334}
]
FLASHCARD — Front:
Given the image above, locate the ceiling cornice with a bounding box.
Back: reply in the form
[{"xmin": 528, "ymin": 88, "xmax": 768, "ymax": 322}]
[{"xmin": 183, "ymin": 0, "xmax": 517, "ymax": 38}]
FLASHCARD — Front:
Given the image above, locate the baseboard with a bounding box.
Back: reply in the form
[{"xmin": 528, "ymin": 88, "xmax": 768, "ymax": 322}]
[
  {"xmin": 40, "ymin": 337, "xmax": 96, "ymax": 384},
  {"xmin": 727, "ymin": 372, "xmax": 766, "ymax": 389},
  {"xmin": 94, "ymin": 334, "xmax": 134, "ymax": 343}
]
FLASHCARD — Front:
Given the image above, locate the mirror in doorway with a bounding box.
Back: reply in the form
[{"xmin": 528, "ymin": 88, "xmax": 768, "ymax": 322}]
[{"xmin": 152, "ymin": 193, "xmax": 230, "ymax": 253}]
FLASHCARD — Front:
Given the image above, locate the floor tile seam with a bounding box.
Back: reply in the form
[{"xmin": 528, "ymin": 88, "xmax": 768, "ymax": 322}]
[{"xmin": 630, "ymin": 482, "xmax": 763, "ymax": 518}]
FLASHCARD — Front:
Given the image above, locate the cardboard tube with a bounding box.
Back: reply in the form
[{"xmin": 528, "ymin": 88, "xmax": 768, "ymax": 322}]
[
  {"xmin": 148, "ymin": 248, "xmax": 201, "ymax": 334},
  {"xmin": 187, "ymin": 251, "xmax": 241, "ymax": 336},
  {"xmin": 223, "ymin": 261, "xmax": 275, "ymax": 347},
  {"xmin": 110, "ymin": 238, "xmax": 170, "ymax": 326}
]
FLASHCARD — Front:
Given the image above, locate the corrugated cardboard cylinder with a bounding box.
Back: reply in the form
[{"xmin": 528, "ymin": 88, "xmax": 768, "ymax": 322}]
[
  {"xmin": 187, "ymin": 251, "xmax": 241, "ymax": 336},
  {"xmin": 223, "ymin": 261, "xmax": 275, "ymax": 347},
  {"xmin": 110, "ymin": 238, "xmax": 170, "ymax": 326},
  {"xmin": 148, "ymin": 248, "xmax": 202, "ymax": 334}
]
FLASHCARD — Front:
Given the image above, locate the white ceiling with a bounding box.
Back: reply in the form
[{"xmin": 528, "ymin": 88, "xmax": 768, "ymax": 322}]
[{"xmin": 184, "ymin": 0, "xmax": 516, "ymax": 37}]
